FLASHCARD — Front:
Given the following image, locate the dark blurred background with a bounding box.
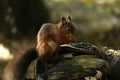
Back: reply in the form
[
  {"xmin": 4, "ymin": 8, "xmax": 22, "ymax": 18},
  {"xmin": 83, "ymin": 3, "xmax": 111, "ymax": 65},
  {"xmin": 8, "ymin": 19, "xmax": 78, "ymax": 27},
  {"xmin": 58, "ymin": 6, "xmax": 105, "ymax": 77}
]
[
  {"xmin": 0, "ymin": 0, "xmax": 120, "ymax": 48},
  {"xmin": 0, "ymin": 0, "xmax": 50, "ymax": 39},
  {"xmin": 0, "ymin": 0, "xmax": 120, "ymax": 79}
]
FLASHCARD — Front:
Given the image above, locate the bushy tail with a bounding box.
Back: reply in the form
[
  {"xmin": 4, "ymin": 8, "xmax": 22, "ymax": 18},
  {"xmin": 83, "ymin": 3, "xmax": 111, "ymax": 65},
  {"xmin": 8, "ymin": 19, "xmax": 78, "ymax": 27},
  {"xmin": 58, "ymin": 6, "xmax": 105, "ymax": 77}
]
[{"xmin": 3, "ymin": 48, "xmax": 38, "ymax": 80}]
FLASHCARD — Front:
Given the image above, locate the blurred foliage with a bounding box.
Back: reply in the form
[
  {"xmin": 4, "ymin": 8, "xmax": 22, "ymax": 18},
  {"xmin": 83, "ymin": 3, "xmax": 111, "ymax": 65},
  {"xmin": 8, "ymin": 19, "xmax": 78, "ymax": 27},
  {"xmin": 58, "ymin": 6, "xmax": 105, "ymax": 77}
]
[
  {"xmin": 44, "ymin": 0, "xmax": 120, "ymax": 48},
  {"xmin": 100, "ymin": 27, "xmax": 120, "ymax": 49},
  {"xmin": 0, "ymin": 0, "xmax": 50, "ymax": 39}
]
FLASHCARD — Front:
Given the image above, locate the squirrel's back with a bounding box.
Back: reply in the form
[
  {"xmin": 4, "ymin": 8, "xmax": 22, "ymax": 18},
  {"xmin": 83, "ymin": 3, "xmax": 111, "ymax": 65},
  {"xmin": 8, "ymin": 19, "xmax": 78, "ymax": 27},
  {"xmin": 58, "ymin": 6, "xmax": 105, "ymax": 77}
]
[{"xmin": 37, "ymin": 23, "xmax": 56, "ymax": 40}]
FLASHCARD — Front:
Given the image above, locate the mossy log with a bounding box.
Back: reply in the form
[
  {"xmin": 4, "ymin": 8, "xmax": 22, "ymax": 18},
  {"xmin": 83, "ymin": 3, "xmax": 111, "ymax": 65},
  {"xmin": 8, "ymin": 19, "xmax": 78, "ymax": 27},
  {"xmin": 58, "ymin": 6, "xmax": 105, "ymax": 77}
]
[
  {"xmin": 42, "ymin": 55, "xmax": 109, "ymax": 80},
  {"xmin": 26, "ymin": 42, "xmax": 120, "ymax": 80}
]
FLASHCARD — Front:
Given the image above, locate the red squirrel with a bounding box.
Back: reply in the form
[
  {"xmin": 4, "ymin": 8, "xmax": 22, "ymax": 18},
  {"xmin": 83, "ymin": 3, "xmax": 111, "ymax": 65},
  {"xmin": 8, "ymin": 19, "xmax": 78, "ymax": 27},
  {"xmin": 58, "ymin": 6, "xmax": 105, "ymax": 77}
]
[
  {"xmin": 36, "ymin": 16, "xmax": 76, "ymax": 69},
  {"xmin": 3, "ymin": 16, "xmax": 76, "ymax": 80}
]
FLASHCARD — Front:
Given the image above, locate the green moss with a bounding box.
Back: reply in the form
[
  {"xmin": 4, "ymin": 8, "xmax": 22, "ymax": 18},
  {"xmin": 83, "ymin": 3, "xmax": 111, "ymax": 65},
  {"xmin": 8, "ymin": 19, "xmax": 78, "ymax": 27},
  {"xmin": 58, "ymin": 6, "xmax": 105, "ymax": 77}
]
[{"xmin": 56, "ymin": 55, "xmax": 107, "ymax": 69}]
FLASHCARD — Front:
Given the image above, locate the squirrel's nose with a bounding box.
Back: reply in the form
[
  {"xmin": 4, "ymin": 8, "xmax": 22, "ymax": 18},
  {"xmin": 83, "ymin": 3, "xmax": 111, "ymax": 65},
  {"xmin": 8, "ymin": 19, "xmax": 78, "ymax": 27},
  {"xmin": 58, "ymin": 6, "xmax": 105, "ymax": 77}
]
[
  {"xmin": 71, "ymin": 36, "xmax": 77, "ymax": 42},
  {"xmin": 67, "ymin": 34, "xmax": 77, "ymax": 43},
  {"xmin": 68, "ymin": 35, "xmax": 77, "ymax": 43}
]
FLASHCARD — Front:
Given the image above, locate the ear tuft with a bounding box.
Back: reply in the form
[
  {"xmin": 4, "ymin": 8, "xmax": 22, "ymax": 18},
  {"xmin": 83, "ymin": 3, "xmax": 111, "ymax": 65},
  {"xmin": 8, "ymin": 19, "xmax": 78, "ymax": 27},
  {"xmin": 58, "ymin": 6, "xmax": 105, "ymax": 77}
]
[
  {"xmin": 60, "ymin": 16, "xmax": 66, "ymax": 22},
  {"xmin": 67, "ymin": 15, "xmax": 71, "ymax": 22},
  {"xmin": 60, "ymin": 16, "xmax": 67, "ymax": 26}
]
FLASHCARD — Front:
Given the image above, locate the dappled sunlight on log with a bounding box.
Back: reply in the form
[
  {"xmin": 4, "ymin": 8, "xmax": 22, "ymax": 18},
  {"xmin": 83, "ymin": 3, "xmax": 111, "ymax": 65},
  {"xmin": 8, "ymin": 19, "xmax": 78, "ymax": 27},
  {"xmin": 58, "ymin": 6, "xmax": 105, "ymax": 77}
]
[{"xmin": 0, "ymin": 43, "xmax": 13, "ymax": 61}]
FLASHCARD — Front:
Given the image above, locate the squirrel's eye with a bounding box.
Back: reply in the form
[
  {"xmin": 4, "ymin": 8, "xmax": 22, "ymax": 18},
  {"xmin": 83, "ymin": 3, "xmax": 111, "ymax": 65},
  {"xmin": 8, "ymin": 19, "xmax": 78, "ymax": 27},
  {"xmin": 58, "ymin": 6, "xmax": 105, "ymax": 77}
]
[{"xmin": 66, "ymin": 27, "xmax": 71, "ymax": 32}]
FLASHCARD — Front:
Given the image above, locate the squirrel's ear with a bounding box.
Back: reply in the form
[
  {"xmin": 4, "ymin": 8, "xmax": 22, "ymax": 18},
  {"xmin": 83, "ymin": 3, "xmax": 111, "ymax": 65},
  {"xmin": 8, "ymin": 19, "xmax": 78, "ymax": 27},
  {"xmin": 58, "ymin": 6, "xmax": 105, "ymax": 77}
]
[
  {"xmin": 67, "ymin": 15, "xmax": 71, "ymax": 22},
  {"xmin": 58, "ymin": 16, "xmax": 66, "ymax": 29},
  {"xmin": 60, "ymin": 16, "xmax": 66, "ymax": 24}
]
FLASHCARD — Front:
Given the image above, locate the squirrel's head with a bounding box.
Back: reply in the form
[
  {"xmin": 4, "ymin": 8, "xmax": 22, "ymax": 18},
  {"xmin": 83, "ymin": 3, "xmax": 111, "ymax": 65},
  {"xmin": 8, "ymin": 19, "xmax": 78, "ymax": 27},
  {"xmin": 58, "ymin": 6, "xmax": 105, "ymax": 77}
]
[
  {"xmin": 58, "ymin": 15, "xmax": 73, "ymax": 30},
  {"xmin": 55, "ymin": 15, "xmax": 77, "ymax": 45}
]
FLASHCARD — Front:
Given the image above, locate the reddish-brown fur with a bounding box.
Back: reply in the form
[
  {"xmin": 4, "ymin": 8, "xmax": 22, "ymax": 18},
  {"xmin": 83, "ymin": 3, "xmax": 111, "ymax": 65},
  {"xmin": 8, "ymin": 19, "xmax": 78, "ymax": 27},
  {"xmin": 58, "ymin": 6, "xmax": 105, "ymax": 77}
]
[{"xmin": 36, "ymin": 16, "xmax": 76, "ymax": 69}]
